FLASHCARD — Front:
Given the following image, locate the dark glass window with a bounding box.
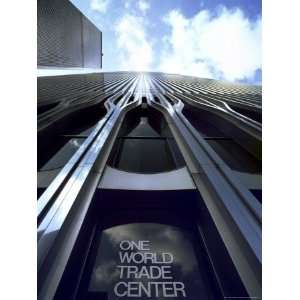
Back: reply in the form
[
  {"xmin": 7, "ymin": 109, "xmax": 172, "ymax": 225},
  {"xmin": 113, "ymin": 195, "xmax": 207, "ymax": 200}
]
[
  {"xmin": 87, "ymin": 223, "xmax": 218, "ymax": 300},
  {"xmin": 39, "ymin": 138, "xmax": 84, "ymax": 171},
  {"xmin": 207, "ymin": 139, "xmax": 261, "ymax": 173},
  {"xmin": 230, "ymin": 105, "xmax": 262, "ymax": 123},
  {"xmin": 38, "ymin": 100, "xmax": 107, "ymax": 170},
  {"xmin": 114, "ymin": 138, "xmax": 176, "ymax": 173},
  {"xmin": 183, "ymin": 104, "xmax": 261, "ymax": 174},
  {"xmin": 55, "ymin": 191, "xmax": 248, "ymax": 300},
  {"xmin": 108, "ymin": 106, "xmax": 185, "ymax": 173},
  {"xmin": 37, "ymin": 102, "xmax": 59, "ymax": 115},
  {"xmin": 250, "ymin": 189, "xmax": 262, "ymax": 203}
]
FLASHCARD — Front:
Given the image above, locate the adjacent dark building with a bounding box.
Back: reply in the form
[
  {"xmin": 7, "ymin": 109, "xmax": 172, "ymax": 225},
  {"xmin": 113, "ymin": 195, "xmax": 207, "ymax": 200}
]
[
  {"xmin": 38, "ymin": 0, "xmax": 102, "ymax": 68},
  {"xmin": 37, "ymin": 72, "xmax": 262, "ymax": 300}
]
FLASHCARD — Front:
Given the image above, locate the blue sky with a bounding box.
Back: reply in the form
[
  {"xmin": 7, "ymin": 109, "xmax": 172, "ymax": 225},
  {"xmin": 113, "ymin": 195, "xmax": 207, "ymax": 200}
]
[{"xmin": 70, "ymin": 0, "xmax": 261, "ymax": 84}]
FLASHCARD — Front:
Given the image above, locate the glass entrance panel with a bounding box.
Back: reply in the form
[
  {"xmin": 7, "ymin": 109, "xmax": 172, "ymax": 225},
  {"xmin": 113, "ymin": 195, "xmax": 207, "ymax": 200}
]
[{"xmin": 86, "ymin": 223, "xmax": 218, "ymax": 300}]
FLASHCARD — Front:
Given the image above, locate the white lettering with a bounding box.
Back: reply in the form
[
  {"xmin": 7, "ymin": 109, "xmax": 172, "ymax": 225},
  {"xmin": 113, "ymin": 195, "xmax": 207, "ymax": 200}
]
[
  {"xmin": 119, "ymin": 240, "xmax": 150, "ymax": 251},
  {"xmin": 114, "ymin": 240, "xmax": 186, "ymax": 298},
  {"xmin": 113, "ymin": 281, "xmax": 187, "ymax": 297},
  {"xmin": 119, "ymin": 240, "xmax": 131, "ymax": 251},
  {"xmin": 118, "ymin": 251, "xmax": 174, "ymax": 264},
  {"xmin": 114, "ymin": 282, "xmax": 127, "ymax": 297},
  {"xmin": 161, "ymin": 265, "xmax": 173, "ymax": 279}
]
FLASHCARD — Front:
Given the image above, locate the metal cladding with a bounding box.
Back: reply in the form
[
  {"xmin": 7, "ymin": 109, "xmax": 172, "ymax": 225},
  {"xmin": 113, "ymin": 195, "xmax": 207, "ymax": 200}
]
[
  {"xmin": 37, "ymin": 72, "xmax": 262, "ymax": 300},
  {"xmin": 37, "ymin": 0, "xmax": 102, "ymax": 68}
]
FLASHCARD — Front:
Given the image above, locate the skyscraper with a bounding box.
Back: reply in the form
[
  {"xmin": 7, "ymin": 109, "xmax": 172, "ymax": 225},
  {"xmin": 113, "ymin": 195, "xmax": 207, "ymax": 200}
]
[
  {"xmin": 38, "ymin": 0, "xmax": 102, "ymax": 68},
  {"xmin": 37, "ymin": 0, "xmax": 261, "ymax": 298},
  {"xmin": 37, "ymin": 72, "xmax": 262, "ymax": 300}
]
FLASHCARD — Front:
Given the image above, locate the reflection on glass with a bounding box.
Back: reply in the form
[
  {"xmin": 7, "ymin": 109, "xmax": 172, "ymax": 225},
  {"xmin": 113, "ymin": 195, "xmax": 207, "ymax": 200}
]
[
  {"xmin": 108, "ymin": 112, "xmax": 185, "ymax": 173},
  {"xmin": 40, "ymin": 138, "xmax": 84, "ymax": 171},
  {"xmin": 88, "ymin": 223, "xmax": 216, "ymax": 299}
]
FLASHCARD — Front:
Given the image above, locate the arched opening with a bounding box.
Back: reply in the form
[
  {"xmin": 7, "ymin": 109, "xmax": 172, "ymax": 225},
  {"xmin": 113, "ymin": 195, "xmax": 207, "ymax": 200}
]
[
  {"xmin": 38, "ymin": 103, "xmax": 107, "ymax": 170},
  {"xmin": 107, "ymin": 104, "xmax": 185, "ymax": 173},
  {"xmin": 37, "ymin": 102, "xmax": 107, "ymax": 197},
  {"xmin": 182, "ymin": 103, "xmax": 261, "ymax": 174}
]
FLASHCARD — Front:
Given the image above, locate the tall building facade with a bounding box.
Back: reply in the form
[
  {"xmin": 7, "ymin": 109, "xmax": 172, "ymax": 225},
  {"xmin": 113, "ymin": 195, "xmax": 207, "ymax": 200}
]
[
  {"xmin": 37, "ymin": 72, "xmax": 262, "ymax": 300},
  {"xmin": 38, "ymin": 0, "xmax": 102, "ymax": 68}
]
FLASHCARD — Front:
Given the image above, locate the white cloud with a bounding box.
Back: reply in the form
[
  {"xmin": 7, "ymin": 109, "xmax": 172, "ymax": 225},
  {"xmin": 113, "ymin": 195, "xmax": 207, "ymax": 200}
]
[
  {"xmin": 138, "ymin": 0, "xmax": 150, "ymax": 15},
  {"xmin": 90, "ymin": 0, "xmax": 110, "ymax": 13},
  {"xmin": 124, "ymin": 0, "xmax": 131, "ymax": 9},
  {"xmin": 115, "ymin": 14, "xmax": 153, "ymax": 71},
  {"xmin": 159, "ymin": 7, "xmax": 261, "ymax": 82}
]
